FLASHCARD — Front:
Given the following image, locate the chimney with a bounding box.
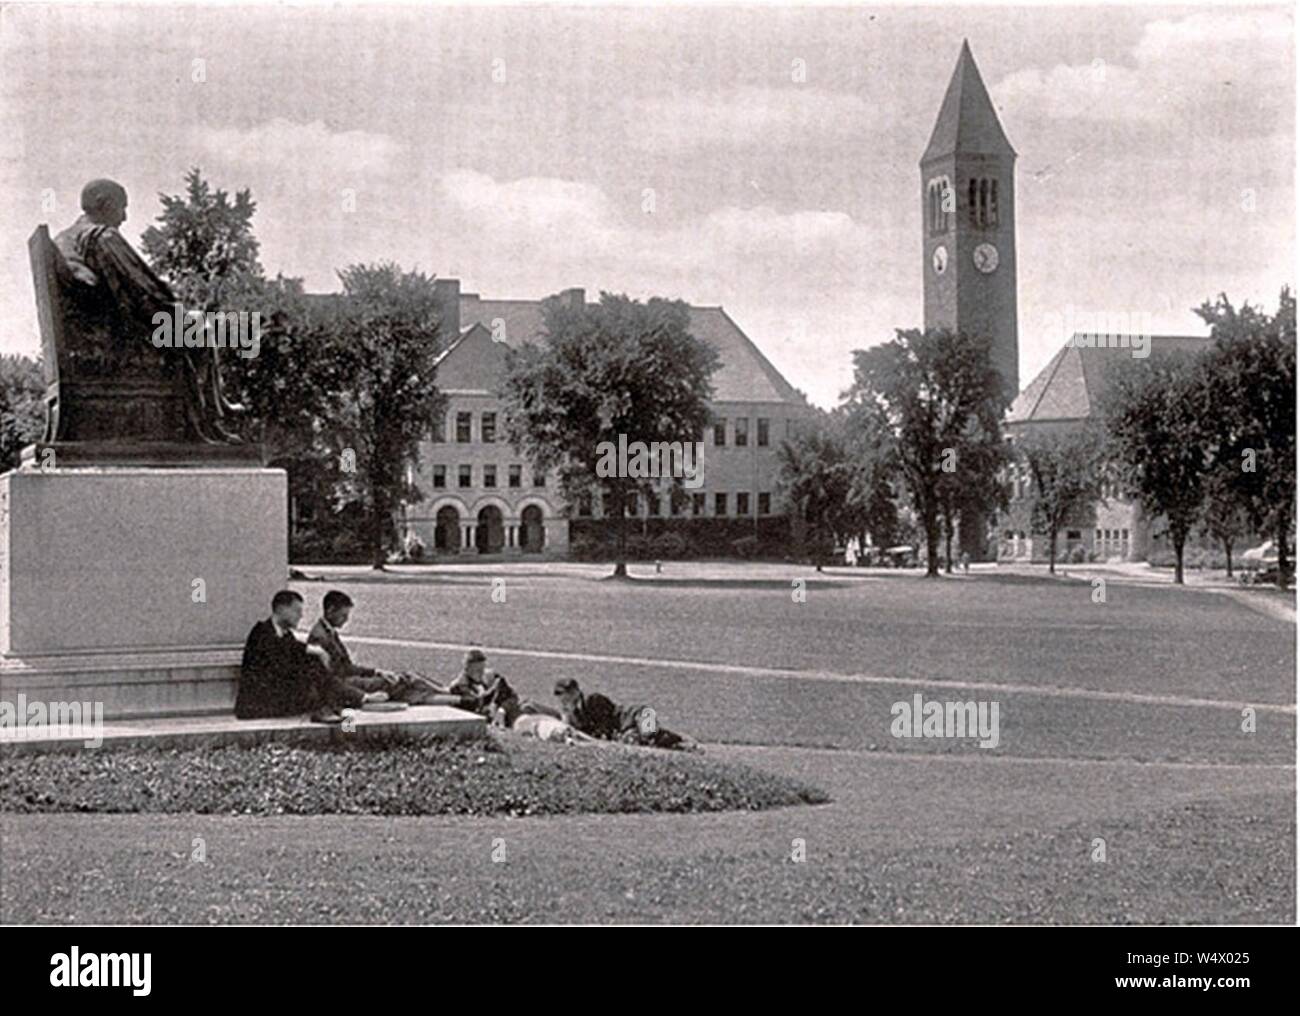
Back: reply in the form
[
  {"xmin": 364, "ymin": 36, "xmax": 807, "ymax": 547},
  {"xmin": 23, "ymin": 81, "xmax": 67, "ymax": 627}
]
[
  {"xmin": 563, "ymin": 287, "xmax": 585, "ymax": 310},
  {"xmin": 433, "ymin": 278, "xmax": 461, "ymax": 340}
]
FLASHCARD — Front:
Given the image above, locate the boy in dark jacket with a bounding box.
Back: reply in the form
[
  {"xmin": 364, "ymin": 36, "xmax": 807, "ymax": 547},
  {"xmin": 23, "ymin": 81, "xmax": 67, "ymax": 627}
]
[
  {"xmin": 236, "ymin": 590, "xmax": 381, "ymax": 723},
  {"xmin": 552, "ymin": 677, "xmax": 698, "ymax": 750}
]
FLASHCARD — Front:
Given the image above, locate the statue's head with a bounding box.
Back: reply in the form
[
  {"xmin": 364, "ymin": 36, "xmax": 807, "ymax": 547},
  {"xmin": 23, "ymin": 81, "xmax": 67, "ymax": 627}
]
[{"xmin": 80, "ymin": 178, "xmax": 128, "ymax": 227}]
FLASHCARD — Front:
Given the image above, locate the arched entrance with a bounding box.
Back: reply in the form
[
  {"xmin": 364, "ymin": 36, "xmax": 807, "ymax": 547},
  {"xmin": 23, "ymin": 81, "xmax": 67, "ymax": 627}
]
[
  {"xmin": 520, "ymin": 504, "xmax": 545, "ymax": 553},
  {"xmin": 435, "ymin": 505, "xmax": 460, "ymax": 553},
  {"xmin": 476, "ymin": 505, "xmax": 505, "ymax": 554}
]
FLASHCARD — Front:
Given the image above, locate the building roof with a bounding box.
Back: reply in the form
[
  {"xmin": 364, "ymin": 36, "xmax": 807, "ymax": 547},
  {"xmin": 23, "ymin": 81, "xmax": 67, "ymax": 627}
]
[
  {"xmin": 921, "ymin": 40, "xmax": 1016, "ymax": 164},
  {"xmin": 304, "ymin": 289, "xmax": 806, "ymax": 407},
  {"xmin": 456, "ymin": 294, "xmax": 806, "ymax": 406},
  {"xmin": 1007, "ymin": 334, "xmax": 1212, "ymax": 424}
]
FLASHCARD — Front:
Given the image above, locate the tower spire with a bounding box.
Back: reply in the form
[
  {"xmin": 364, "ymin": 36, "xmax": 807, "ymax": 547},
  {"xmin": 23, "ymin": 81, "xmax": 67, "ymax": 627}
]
[{"xmin": 921, "ymin": 42, "xmax": 1015, "ymax": 164}]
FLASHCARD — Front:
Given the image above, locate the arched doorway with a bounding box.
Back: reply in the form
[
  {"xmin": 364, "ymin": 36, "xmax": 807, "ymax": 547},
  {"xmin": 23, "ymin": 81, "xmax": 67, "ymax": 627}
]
[
  {"xmin": 520, "ymin": 504, "xmax": 545, "ymax": 553},
  {"xmin": 476, "ymin": 505, "xmax": 505, "ymax": 554},
  {"xmin": 435, "ymin": 506, "xmax": 460, "ymax": 553}
]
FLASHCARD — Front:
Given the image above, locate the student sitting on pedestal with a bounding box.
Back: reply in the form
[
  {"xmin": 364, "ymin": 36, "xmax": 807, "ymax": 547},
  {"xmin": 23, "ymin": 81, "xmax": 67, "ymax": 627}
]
[
  {"xmin": 308, "ymin": 590, "xmax": 445, "ymax": 704},
  {"xmin": 235, "ymin": 590, "xmax": 385, "ymax": 724}
]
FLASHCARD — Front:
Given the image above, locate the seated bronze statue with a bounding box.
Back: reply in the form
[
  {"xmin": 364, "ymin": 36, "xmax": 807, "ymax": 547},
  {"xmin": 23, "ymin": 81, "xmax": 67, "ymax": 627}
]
[{"xmin": 30, "ymin": 178, "xmax": 247, "ymax": 452}]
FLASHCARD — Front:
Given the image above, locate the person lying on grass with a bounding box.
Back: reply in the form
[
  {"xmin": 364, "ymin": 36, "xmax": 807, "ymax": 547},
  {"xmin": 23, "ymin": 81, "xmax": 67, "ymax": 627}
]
[
  {"xmin": 552, "ymin": 677, "xmax": 700, "ymax": 751},
  {"xmin": 484, "ymin": 674, "xmax": 575, "ymax": 738},
  {"xmin": 308, "ymin": 590, "xmax": 445, "ymax": 704}
]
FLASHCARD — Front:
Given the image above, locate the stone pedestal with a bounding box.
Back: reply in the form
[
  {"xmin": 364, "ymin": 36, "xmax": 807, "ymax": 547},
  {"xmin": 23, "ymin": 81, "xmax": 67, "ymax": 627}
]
[{"xmin": 1, "ymin": 466, "xmax": 287, "ymax": 717}]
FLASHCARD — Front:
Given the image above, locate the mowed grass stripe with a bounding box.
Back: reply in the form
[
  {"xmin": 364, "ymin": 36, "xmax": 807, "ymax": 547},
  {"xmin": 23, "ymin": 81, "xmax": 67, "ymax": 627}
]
[{"xmin": 350, "ymin": 635, "xmax": 1296, "ymax": 715}]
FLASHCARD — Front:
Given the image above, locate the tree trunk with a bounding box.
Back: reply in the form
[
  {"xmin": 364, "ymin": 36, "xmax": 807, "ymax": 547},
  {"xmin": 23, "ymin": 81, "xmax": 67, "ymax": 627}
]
[
  {"xmin": 924, "ymin": 510, "xmax": 940, "ymax": 578},
  {"xmin": 371, "ymin": 480, "xmax": 386, "ymax": 570},
  {"xmin": 943, "ymin": 516, "xmax": 954, "ymax": 575},
  {"xmin": 1277, "ymin": 513, "xmax": 1291, "ymax": 590},
  {"xmin": 612, "ymin": 490, "xmax": 628, "ymax": 578},
  {"xmin": 1173, "ymin": 534, "xmax": 1185, "ymax": 585},
  {"xmin": 1048, "ymin": 529, "xmax": 1057, "ymax": 575},
  {"xmin": 1223, "ymin": 538, "xmax": 1233, "ymax": 579}
]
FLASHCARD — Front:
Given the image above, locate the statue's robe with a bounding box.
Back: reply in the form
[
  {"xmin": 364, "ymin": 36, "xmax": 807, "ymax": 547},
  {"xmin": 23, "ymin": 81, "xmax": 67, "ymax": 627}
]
[
  {"xmin": 52, "ymin": 215, "xmax": 234, "ymax": 442},
  {"xmin": 54, "ymin": 214, "xmax": 175, "ymax": 330}
]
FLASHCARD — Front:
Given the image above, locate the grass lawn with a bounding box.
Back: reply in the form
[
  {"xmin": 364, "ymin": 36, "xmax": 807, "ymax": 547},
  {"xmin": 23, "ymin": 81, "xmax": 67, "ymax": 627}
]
[{"xmin": 2, "ymin": 567, "xmax": 1293, "ymax": 923}]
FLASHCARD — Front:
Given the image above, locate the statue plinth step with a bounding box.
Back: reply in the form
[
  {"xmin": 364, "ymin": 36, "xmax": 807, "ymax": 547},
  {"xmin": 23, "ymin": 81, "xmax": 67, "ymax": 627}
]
[{"xmin": 21, "ymin": 441, "xmax": 265, "ymax": 469}]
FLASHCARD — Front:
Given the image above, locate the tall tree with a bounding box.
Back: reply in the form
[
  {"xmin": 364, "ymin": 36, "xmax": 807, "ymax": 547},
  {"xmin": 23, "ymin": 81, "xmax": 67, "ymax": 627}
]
[
  {"xmin": 0, "ymin": 354, "xmax": 45, "ymax": 471},
  {"xmin": 501, "ymin": 292, "xmax": 719, "ymax": 577},
  {"xmin": 140, "ymin": 167, "xmax": 263, "ymax": 311},
  {"xmin": 777, "ymin": 412, "xmax": 858, "ymax": 569},
  {"xmin": 1195, "ymin": 289, "xmax": 1295, "ymax": 588},
  {"xmin": 1198, "ymin": 466, "xmax": 1250, "ymax": 578},
  {"xmin": 140, "ymin": 167, "xmax": 321, "ymax": 453},
  {"xmin": 1016, "ymin": 424, "xmax": 1105, "ymax": 574},
  {"xmin": 845, "ymin": 328, "xmax": 1006, "ymax": 577},
  {"xmin": 1101, "ymin": 355, "xmax": 1209, "ymax": 584},
  {"xmin": 843, "ymin": 405, "xmax": 901, "ymax": 554},
  {"xmin": 321, "ymin": 264, "xmax": 447, "ymax": 568}
]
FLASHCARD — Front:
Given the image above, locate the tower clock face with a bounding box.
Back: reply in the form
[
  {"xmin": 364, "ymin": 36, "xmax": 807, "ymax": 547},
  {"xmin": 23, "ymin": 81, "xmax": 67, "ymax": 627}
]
[
  {"xmin": 932, "ymin": 245, "xmax": 948, "ymax": 275},
  {"xmin": 973, "ymin": 242, "xmax": 999, "ymax": 274}
]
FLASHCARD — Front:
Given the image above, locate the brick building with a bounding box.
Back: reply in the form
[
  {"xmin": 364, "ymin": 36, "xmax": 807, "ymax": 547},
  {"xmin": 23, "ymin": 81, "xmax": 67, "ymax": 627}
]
[
  {"xmin": 400, "ymin": 279, "xmax": 810, "ymax": 557},
  {"xmin": 1000, "ymin": 334, "xmax": 1212, "ymax": 563}
]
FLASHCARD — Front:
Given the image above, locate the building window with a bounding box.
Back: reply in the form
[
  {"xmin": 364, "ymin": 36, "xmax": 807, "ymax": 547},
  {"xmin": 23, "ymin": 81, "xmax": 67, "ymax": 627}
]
[
  {"xmin": 714, "ymin": 418, "xmax": 727, "ymax": 446},
  {"xmin": 647, "ymin": 494, "xmax": 661, "ymax": 517},
  {"xmin": 481, "ymin": 412, "xmax": 496, "ymax": 443},
  {"xmin": 785, "ymin": 419, "xmax": 794, "ymax": 439},
  {"xmin": 735, "ymin": 417, "xmax": 749, "ymax": 447},
  {"xmin": 736, "ymin": 492, "xmax": 750, "ymax": 515},
  {"xmin": 433, "ymin": 464, "xmax": 446, "ymax": 489},
  {"xmin": 456, "ymin": 412, "xmax": 472, "ymax": 443},
  {"xmin": 669, "ymin": 492, "xmax": 683, "ymax": 516},
  {"xmin": 533, "ymin": 471, "xmax": 546, "ymax": 487},
  {"xmin": 757, "ymin": 418, "xmax": 770, "ymax": 447},
  {"xmin": 458, "ymin": 465, "xmax": 472, "ymax": 488},
  {"xmin": 758, "ymin": 492, "xmax": 770, "ymax": 515},
  {"xmin": 578, "ymin": 494, "xmax": 593, "ymax": 517},
  {"xmin": 715, "ymin": 492, "xmax": 727, "ymax": 516},
  {"xmin": 692, "ymin": 492, "xmax": 705, "ymax": 516},
  {"xmin": 508, "ymin": 464, "xmax": 522, "ymax": 488},
  {"xmin": 432, "ymin": 414, "xmax": 446, "ymax": 443},
  {"xmin": 1066, "ymin": 529, "xmax": 1081, "ymax": 541},
  {"xmin": 484, "ymin": 465, "xmax": 497, "ymax": 488}
]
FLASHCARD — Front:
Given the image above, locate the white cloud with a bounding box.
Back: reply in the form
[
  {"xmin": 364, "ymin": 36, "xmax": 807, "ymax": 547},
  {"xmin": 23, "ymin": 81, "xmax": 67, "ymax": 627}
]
[
  {"xmin": 993, "ymin": 9, "xmax": 1293, "ymax": 128},
  {"xmin": 439, "ymin": 170, "xmax": 613, "ymax": 231},
  {"xmin": 189, "ymin": 119, "xmax": 404, "ymax": 178},
  {"xmin": 628, "ymin": 86, "xmax": 876, "ymax": 150},
  {"xmin": 701, "ymin": 205, "xmax": 859, "ymax": 255}
]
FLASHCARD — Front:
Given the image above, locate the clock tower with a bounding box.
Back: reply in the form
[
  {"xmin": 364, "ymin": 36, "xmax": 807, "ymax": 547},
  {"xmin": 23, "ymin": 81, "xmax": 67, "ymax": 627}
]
[{"xmin": 921, "ymin": 41, "xmax": 1019, "ymax": 400}]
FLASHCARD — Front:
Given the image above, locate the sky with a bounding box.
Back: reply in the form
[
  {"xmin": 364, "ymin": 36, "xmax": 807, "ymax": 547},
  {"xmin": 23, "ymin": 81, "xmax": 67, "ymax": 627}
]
[{"xmin": 0, "ymin": 1, "xmax": 1293, "ymax": 406}]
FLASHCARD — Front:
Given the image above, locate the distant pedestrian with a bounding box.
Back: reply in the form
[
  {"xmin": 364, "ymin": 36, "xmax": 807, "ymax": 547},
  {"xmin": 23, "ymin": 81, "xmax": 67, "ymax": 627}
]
[{"xmin": 960, "ymin": 551, "xmax": 970, "ymax": 574}]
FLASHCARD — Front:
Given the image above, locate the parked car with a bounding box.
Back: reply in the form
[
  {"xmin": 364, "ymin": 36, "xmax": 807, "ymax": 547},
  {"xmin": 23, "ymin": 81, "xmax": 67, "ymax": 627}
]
[
  {"xmin": 1239, "ymin": 540, "xmax": 1293, "ymax": 585},
  {"xmin": 884, "ymin": 545, "xmax": 917, "ymax": 568}
]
